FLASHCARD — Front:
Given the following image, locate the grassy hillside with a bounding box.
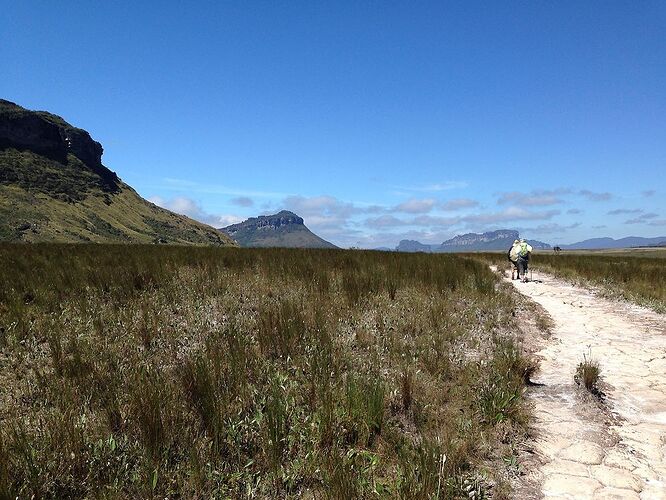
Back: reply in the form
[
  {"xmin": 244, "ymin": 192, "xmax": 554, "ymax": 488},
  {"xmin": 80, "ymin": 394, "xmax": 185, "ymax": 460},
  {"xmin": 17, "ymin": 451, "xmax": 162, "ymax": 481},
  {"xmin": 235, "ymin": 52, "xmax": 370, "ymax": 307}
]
[
  {"xmin": 0, "ymin": 149, "xmax": 234, "ymax": 245},
  {"xmin": 1, "ymin": 99, "xmax": 235, "ymax": 246},
  {"xmin": 0, "ymin": 245, "xmax": 535, "ymax": 498}
]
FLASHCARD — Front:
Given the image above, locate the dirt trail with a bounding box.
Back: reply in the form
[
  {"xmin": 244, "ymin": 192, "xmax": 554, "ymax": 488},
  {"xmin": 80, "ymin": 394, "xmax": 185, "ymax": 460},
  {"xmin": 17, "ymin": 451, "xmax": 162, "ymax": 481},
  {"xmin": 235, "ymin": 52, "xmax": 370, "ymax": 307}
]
[{"xmin": 507, "ymin": 270, "xmax": 666, "ymax": 499}]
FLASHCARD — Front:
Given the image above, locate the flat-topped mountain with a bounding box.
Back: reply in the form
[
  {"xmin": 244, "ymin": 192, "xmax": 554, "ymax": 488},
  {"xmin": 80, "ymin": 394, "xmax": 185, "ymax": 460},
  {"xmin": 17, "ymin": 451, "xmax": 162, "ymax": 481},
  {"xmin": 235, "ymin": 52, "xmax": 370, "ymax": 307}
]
[
  {"xmin": 439, "ymin": 230, "xmax": 550, "ymax": 252},
  {"xmin": 220, "ymin": 210, "xmax": 338, "ymax": 248},
  {"xmin": 562, "ymin": 236, "xmax": 666, "ymax": 250},
  {"xmin": 0, "ymin": 99, "xmax": 235, "ymax": 245},
  {"xmin": 397, "ymin": 230, "xmax": 551, "ymax": 252},
  {"xmin": 396, "ymin": 240, "xmax": 436, "ymax": 252},
  {"xmin": 439, "ymin": 229, "xmax": 517, "ymax": 250}
]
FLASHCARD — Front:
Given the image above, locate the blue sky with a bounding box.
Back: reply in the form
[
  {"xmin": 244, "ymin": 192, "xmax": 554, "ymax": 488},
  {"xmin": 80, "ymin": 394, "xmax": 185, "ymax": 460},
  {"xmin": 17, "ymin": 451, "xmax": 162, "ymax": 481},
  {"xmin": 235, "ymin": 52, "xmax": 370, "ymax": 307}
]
[{"xmin": 3, "ymin": 1, "xmax": 665, "ymax": 247}]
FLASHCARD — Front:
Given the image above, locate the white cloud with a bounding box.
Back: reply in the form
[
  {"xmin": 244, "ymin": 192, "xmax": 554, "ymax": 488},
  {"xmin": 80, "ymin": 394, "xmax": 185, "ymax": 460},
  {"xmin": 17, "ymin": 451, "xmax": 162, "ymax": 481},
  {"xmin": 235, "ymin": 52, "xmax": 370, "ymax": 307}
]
[
  {"xmin": 462, "ymin": 207, "xmax": 560, "ymax": 225},
  {"xmin": 256, "ymin": 192, "xmax": 571, "ymax": 248},
  {"xmin": 283, "ymin": 195, "xmax": 356, "ymax": 218},
  {"xmin": 279, "ymin": 195, "xmax": 366, "ymax": 237},
  {"xmin": 161, "ymin": 177, "xmax": 287, "ymax": 198},
  {"xmin": 346, "ymin": 229, "xmax": 454, "ymax": 249},
  {"xmin": 579, "ymin": 190, "xmax": 612, "ymax": 202},
  {"xmin": 419, "ymin": 181, "xmax": 468, "ymax": 191},
  {"xmin": 231, "ymin": 196, "xmax": 254, "ymax": 207},
  {"xmin": 608, "ymin": 208, "xmax": 643, "ymax": 215},
  {"xmin": 440, "ymin": 198, "xmax": 479, "ymax": 210},
  {"xmin": 625, "ymin": 213, "xmax": 660, "ymax": 224},
  {"xmin": 364, "ymin": 215, "xmax": 409, "ymax": 228},
  {"xmin": 148, "ymin": 195, "xmax": 243, "ymax": 228},
  {"xmin": 216, "ymin": 215, "xmax": 246, "ymax": 226},
  {"xmin": 518, "ymin": 222, "xmax": 581, "ymax": 235},
  {"xmin": 497, "ymin": 189, "xmax": 569, "ymax": 206},
  {"xmin": 362, "ymin": 206, "xmax": 559, "ymax": 232},
  {"xmin": 394, "ymin": 198, "xmax": 437, "ymax": 214},
  {"xmin": 411, "ymin": 215, "xmax": 461, "ymax": 227},
  {"xmin": 148, "ymin": 196, "xmax": 200, "ymax": 218},
  {"xmin": 363, "ymin": 214, "xmax": 462, "ymax": 229},
  {"xmin": 397, "ymin": 181, "xmax": 468, "ymax": 192}
]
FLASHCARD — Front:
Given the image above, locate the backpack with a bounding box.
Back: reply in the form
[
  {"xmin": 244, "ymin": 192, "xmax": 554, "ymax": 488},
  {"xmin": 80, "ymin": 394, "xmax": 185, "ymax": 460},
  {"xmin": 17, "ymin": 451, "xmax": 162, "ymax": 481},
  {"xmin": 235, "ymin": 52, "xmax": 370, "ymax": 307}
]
[{"xmin": 519, "ymin": 242, "xmax": 529, "ymax": 257}]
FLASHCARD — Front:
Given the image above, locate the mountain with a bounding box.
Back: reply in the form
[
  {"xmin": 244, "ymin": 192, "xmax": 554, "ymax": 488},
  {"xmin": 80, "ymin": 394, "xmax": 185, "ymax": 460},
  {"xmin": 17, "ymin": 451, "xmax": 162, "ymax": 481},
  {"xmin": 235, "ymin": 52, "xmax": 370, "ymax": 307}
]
[
  {"xmin": 220, "ymin": 210, "xmax": 338, "ymax": 249},
  {"xmin": 438, "ymin": 229, "xmax": 551, "ymax": 252},
  {"xmin": 396, "ymin": 240, "xmax": 436, "ymax": 252},
  {"xmin": 563, "ymin": 236, "xmax": 666, "ymax": 250},
  {"xmin": 0, "ymin": 99, "xmax": 235, "ymax": 245},
  {"xmin": 396, "ymin": 230, "xmax": 551, "ymax": 253}
]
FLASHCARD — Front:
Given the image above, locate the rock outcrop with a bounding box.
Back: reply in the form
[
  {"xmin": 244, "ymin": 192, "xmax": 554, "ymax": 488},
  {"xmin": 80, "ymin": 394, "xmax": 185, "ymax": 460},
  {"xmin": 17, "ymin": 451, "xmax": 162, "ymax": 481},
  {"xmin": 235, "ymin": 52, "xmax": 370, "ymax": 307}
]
[
  {"xmin": 439, "ymin": 229, "xmax": 520, "ymax": 250},
  {"xmin": 0, "ymin": 98, "xmax": 235, "ymax": 245},
  {"xmin": 224, "ymin": 210, "xmax": 305, "ymax": 237},
  {"xmin": 0, "ymin": 99, "xmax": 118, "ymax": 192}
]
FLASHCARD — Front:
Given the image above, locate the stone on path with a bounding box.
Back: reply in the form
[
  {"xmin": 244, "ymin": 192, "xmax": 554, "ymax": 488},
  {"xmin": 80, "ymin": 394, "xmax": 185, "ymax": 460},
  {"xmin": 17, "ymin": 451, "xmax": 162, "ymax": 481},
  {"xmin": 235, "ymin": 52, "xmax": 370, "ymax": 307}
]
[{"xmin": 559, "ymin": 441, "xmax": 605, "ymax": 465}]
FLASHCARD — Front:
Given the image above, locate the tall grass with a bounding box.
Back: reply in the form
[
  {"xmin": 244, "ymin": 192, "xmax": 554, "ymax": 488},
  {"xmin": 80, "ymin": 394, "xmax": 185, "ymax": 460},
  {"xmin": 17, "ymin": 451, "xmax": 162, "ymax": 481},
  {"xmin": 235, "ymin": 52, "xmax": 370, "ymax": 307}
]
[
  {"xmin": 473, "ymin": 251, "xmax": 666, "ymax": 312},
  {"xmin": 534, "ymin": 253, "xmax": 666, "ymax": 311},
  {"xmin": 0, "ymin": 243, "xmax": 531, "ymax": 498}
]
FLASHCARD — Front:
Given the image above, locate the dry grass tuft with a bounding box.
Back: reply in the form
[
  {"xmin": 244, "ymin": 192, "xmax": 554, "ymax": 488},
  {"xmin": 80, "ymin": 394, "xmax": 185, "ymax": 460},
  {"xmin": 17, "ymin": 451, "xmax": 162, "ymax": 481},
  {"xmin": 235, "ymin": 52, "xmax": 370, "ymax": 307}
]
[{"xmin": 575, "ymin": 353, "xmax": 601, "ymax": 395}]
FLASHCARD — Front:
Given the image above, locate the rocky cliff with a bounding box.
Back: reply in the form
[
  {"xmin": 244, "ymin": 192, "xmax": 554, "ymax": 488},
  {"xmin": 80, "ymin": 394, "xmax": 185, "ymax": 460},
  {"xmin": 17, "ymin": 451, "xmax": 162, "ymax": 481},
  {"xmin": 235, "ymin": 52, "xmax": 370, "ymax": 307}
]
[
  {"xmin": 224, "ymin": 211, "xmax": 305, "ymax": 237},
  {"xmin": 0, "ymin": 99, "xmax": 235, "ymax": 245},
  {"xmin": 438, "ymin": 230, "xmax": 550, "ymax": 252},
  {"xmin": 439, "ymin": 230, "xmax": 519, "ymax": 249},
  {"xmin": 0, "ymin": 99, "xmax": 118, "ymax": 192}
]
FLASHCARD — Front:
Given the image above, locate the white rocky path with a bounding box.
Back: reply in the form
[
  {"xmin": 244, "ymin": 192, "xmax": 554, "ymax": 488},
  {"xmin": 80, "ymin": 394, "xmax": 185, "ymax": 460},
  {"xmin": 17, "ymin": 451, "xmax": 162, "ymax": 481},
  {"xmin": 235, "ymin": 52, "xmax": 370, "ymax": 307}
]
[{"xmin": 507, "ymin": 270, "xmax": 666, "ymax": 499}]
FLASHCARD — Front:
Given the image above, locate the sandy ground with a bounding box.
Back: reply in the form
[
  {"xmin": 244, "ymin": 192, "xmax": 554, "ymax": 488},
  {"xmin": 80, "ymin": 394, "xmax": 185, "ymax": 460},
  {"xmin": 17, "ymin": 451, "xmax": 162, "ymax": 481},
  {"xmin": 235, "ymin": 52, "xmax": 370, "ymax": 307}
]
[{"xmin": 506, "ymin": 269, "xmax": 666, "ymax": 499}]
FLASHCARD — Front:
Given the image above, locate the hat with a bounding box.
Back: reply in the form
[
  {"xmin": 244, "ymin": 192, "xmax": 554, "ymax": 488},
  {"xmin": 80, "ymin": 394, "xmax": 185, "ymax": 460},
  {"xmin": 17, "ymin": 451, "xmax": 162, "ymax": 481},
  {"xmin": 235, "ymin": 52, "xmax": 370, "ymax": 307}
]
[{"xmin": 513, "ymin": 239, "xmax": 520, "ymax": 244}]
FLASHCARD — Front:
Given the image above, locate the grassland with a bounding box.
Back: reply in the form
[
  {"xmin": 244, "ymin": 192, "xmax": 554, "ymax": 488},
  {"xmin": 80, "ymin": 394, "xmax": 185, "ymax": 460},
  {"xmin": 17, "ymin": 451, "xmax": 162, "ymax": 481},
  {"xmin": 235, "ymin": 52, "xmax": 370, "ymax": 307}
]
[{"xmin": 0, "ymin": 244, "xmax": 534, "ymax": 498}]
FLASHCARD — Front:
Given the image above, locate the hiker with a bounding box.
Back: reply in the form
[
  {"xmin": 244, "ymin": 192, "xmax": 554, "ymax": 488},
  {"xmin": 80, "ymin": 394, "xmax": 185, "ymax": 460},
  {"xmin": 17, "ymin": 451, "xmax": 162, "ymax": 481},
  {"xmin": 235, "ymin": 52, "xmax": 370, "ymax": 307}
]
[
  {"xmin": 507, "ymin": 239, "xmax": 521, "ymax": 279},
  {"xmin": 516, "ymin": 238, "xmax": 533, "ymax": 282}
]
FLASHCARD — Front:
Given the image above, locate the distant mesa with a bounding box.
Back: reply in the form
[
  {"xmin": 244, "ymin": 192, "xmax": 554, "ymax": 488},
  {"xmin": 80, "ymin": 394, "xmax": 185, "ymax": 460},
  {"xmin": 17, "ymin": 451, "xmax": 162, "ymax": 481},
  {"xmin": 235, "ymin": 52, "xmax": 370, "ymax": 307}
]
[
  {"xmin": 438, "ymin": 229, "xmax": 551, "ymax": 252},
  {"xmin": 0, "ymin": 98, "xmax": 236, "ymax": 245},
  {"xmin": 220, "ymin": 210, "xmax": 338, "ymax": 249},
  {"xmin": 394, "ymin": 232, "xmax": 666, "ymax": 252},
  {"xmin": 397, "ymin": 230, "xmax": 551, "ymax": 253},
  {"xmin": 396, "ymin": 239, "xmax": 436, "ymax": 252},
  {"xmin": 562, "ymin": 236, "xmax": 666, "ymax": 250}
]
